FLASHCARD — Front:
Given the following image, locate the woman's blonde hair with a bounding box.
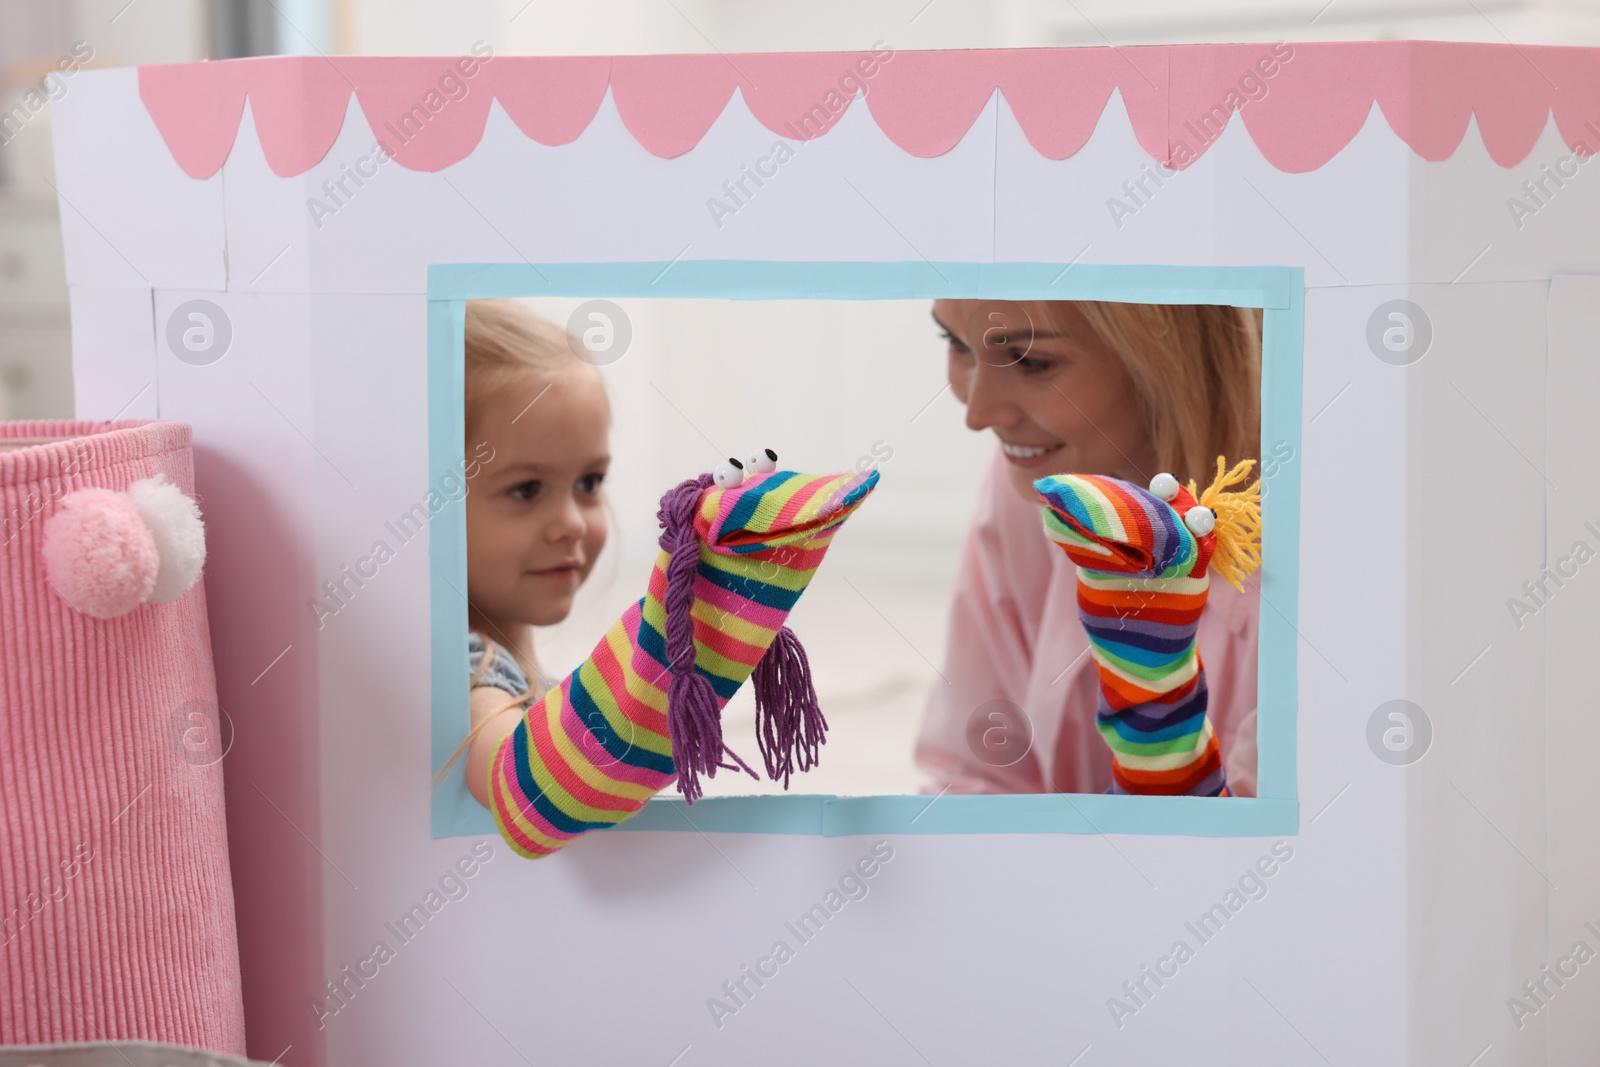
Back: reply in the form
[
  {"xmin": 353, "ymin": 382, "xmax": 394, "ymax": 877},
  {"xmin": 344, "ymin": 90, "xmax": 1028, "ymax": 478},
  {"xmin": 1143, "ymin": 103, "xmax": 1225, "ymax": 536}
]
[
  {"xmin": 434, "ymin": 298, "xmax": 608, "ymax": 789},
  {"xmin": 1041, "ymin": 301, "xmax": 1262, "ymax": 489}
]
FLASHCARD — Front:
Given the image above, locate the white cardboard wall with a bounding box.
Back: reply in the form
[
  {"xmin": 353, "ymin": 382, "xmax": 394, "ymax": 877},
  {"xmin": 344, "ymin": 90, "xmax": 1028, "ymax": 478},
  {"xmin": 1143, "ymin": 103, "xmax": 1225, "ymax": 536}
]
[{"xmin": 1545, "ymin": 274, "xmax": 1600, "ymax": 1064}]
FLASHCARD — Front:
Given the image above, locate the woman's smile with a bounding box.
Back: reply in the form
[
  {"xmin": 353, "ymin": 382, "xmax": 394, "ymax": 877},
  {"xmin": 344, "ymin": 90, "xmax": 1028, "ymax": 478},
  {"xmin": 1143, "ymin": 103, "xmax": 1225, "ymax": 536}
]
[{"xmin": 999, "ymin": 439, "xmax": 1065, "ymax": 468}]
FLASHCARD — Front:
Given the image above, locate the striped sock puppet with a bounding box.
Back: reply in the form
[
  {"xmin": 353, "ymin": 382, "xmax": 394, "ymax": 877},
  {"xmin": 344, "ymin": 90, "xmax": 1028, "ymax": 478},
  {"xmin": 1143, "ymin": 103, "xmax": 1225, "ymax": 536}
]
[
  {"xmin": 488, "ymin": 450, "xmax": 879, "ymax": 859},
  {"xmin": 1033, "ymin": 457, "xmax": 1262, "ymax": 797}
]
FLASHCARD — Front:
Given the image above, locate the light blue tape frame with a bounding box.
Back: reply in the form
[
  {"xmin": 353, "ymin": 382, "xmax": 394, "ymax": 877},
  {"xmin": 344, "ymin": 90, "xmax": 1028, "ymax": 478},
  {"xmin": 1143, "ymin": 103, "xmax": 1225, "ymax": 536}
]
[{"xmin": 429, "ymin": 261, "xmax": 1303, "ymax": 840}]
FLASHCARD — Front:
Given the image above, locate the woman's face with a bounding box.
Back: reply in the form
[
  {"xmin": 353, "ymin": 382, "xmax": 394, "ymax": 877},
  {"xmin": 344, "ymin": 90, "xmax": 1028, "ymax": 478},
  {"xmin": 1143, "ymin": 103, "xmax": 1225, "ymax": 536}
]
[
  {"xmin": 932, "ymin": 299, "xmax": 1158, "ymax": 504},
  {"xmin": 465, "ymin": 365, "xmax": 610, "ymax": 630}
]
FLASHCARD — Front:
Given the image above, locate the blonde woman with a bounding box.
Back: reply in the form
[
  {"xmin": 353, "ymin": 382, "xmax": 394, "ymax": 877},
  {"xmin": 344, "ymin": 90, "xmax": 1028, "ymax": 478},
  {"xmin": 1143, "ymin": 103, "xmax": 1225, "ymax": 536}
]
[{"xmin": 914, "ymin": 299, "xmax": 1264, "ymax": 796}]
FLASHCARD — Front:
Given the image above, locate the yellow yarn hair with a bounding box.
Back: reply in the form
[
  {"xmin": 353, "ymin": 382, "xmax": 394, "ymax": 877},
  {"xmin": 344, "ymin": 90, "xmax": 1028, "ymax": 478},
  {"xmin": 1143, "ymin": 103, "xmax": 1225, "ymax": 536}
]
[{"xmin": 1186, "ymin": 456, "xmax": 1262, "ymax": 593}]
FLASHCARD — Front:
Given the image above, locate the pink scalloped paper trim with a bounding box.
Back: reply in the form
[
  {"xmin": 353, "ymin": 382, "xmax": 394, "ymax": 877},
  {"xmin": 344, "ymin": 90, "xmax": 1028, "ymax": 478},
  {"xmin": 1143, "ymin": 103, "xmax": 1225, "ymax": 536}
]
[{"xmin": 137, "ymin": 42, "xmax": 1600, "ymax": 179}]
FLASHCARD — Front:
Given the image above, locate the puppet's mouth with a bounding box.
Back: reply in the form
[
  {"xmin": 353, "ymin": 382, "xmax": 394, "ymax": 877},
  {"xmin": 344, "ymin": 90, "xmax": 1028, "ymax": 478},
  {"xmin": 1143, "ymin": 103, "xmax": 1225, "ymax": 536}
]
[
  {"xmin": 715, "ymin": 468, "xmax": 879, "ymax": 547},
  {"xmin": 1049, "ymin": 504, "xmax": 1151, "ymax": 555}
]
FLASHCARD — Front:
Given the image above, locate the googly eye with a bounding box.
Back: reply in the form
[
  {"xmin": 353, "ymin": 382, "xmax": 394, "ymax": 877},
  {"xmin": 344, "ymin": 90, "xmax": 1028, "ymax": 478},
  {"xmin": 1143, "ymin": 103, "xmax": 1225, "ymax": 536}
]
[
  {"xmin": 1184, "ymin": 505, "xmax": 1215, "ymax": 537},
  {"xmin": 713, "ymin": 457, "xmax": 746, "ymax": 489},
  {"xmin": 1149, "ymin": 473, "xmax": 1180, "ymax": 501},
  {"xmin": 746, "ymin": 448, "xmax": 778, "ymax": 474}
]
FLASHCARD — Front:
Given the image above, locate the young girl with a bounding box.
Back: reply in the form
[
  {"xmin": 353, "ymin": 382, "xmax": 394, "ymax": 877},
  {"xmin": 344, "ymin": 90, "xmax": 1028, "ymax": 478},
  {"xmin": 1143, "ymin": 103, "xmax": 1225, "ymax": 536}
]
[
  {"xmin": 434, "ymin": 299, "xmax": 612, "ymax": 810},
  {"xmin": 914, "ymin": 299, "xmax": 1263, "ymax": 796}
]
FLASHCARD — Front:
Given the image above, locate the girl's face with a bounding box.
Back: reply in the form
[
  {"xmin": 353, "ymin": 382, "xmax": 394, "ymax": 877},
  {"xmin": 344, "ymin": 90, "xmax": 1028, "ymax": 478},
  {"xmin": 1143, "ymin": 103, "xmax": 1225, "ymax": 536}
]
[
  {"xmin": 465, "ymin": 365, "xmax": 610, "ymax": 630},
  {"xmin": 932, "ymin": 299, "xmax": 1158, "ymax": 504}
]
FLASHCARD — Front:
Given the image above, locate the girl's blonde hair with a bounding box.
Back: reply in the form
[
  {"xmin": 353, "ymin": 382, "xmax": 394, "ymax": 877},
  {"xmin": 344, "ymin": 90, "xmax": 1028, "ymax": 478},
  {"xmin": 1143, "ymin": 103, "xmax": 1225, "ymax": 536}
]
[
  {"xmin": 1041, "ymin": 301, "xmax": 1263, "ymax": 490},
  {"xmin": 433, "ymin": 299, "xmax": 607, "ymax": 789},
  {"xmin": 464, "ymin": 297, "xmax": 582, "ymax": 444}
]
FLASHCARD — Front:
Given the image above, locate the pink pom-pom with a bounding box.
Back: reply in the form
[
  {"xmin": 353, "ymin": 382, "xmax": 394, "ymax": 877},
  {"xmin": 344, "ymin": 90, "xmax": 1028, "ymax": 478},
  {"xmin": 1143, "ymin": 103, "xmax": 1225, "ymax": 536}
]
[{"xmin": 42, "ymin": 488, "xmax": 160, "ymax": 618}]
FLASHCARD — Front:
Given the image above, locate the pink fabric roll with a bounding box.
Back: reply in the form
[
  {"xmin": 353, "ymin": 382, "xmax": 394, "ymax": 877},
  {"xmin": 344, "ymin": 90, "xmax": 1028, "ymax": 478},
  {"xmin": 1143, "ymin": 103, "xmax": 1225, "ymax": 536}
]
[{"xmin": 0, "ymin": 420, "xmax": 245, "ymax": 1054}]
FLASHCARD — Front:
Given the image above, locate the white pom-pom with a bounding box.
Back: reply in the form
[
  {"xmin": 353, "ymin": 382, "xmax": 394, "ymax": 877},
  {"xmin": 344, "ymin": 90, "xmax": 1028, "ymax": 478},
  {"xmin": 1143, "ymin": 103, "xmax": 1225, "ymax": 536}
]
[
  {"xmin": 1149, "ymin": 472, "xmax": 1180, "ymax": 501},
  {"xmin": 1184, "ymin": 505, "xmax": 1216, "ymax": 537},
  {"xmin": 128, "ymin": 473, "xmax": 206, "ymax": 603}
]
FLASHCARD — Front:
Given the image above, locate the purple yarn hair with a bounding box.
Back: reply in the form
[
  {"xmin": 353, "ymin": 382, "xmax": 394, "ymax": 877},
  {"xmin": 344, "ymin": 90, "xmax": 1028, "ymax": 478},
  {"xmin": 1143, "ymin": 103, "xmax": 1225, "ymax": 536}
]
[
  {"xmin": 752, "ymin": 625, "xmax": 827, "ymax": 790},
  {"xmin": 657, "ymin": 472, "xmax": 759, "ymax": 805},
  {"xmin": 655, "ymin": 471, "xmax": 827, "ymax": 803}
]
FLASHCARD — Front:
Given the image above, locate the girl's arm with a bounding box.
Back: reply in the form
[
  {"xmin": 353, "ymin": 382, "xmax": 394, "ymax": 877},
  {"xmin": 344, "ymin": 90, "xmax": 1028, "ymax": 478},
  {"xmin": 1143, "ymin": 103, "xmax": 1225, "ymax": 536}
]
[{"xmin": 464, "ymin": 687, "xmax": 526, "ymax": 810}]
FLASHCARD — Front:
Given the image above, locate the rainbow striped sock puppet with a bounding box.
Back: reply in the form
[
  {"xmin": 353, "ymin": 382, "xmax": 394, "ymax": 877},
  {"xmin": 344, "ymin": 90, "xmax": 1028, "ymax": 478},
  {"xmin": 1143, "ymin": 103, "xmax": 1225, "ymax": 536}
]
[
  {"xmin": 488, "ymin": 449, "xmax": 879, "ymax": 859},
  {"xmin": 1033, "ymin": 457, "xmax": 1262, "ymax": 797}
]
